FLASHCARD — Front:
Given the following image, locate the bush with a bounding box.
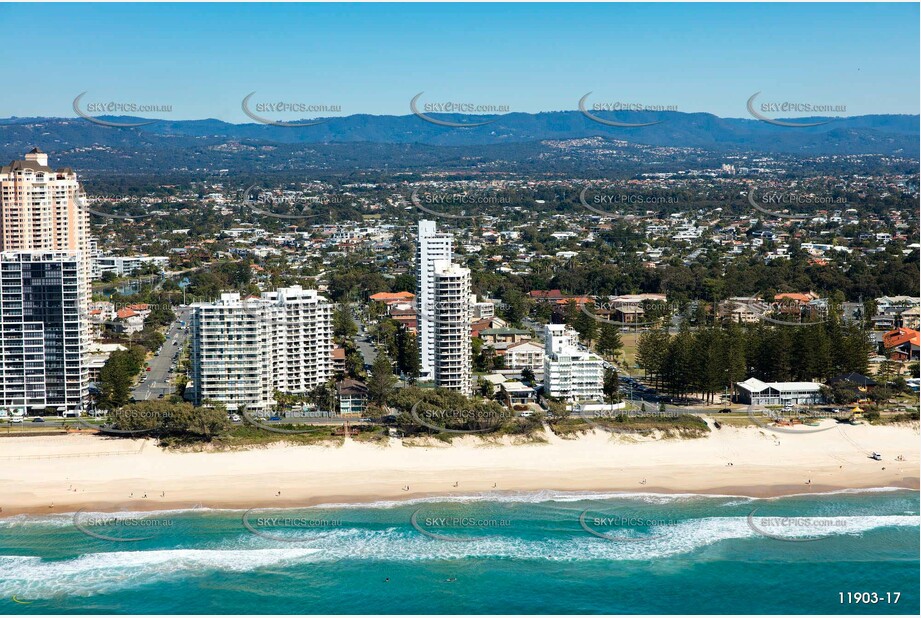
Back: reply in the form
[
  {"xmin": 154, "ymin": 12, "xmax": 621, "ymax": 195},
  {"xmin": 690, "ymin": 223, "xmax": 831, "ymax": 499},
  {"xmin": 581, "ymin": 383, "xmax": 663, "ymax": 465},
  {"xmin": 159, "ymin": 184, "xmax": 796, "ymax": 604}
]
[{"xmin": 108, "ymin": 401, "xmax": 229, "ymax": 441}]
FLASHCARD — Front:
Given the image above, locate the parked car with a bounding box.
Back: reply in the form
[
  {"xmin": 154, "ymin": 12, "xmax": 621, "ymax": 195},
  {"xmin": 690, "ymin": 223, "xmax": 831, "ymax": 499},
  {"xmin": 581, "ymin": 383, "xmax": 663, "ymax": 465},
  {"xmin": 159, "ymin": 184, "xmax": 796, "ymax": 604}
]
[
  {"xmin": 32, "ymin": 417, "xmax": 45, "ymax": 423},
  {"xmin": 230, "ymin": 414, "xmax": 242, "ymax": 422},
  {"xmin": 268, "ymin": 416, "xmax": 281, "ymax": 421},
  {"xmin": 718, "ymin": 408, "xmax": 732, "ymax": 414},
  {"xmin": 11, "ymin": 417, "xmax": 23, "ymax": 424}
]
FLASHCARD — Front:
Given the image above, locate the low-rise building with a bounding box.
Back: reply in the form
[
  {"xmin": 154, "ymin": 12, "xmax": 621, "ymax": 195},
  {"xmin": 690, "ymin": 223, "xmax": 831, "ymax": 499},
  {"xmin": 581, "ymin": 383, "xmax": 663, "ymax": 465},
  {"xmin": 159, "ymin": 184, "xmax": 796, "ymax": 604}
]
[
  {"xmin": 543, "ymin": 324, "xmax": 603, "ymax": 402},
  {"xmin": 503, "ymin": 340, "xmax": 544, "ymax": 370},
  {"xmin": 338, "ymin": 379, "xmax": 368, "ymax": 416},
  {"xmin": 734, "ymin": 377, "xmax": 823, "ymax": 406}
]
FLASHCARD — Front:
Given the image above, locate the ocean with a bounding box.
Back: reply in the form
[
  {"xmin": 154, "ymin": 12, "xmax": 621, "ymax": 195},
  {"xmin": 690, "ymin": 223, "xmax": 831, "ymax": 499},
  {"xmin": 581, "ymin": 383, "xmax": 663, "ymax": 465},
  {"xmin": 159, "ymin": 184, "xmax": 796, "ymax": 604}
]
[{"xmin": 1, "ymin": 488, "xmax": 918, "ymax": 614}]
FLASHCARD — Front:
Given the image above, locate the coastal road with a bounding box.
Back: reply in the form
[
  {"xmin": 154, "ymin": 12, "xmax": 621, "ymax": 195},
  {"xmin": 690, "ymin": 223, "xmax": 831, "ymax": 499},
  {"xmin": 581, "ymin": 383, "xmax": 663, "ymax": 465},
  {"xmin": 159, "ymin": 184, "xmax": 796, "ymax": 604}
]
[{"xmin": 132, "ymin": 307, "xmax": 192, "ymax": 401}]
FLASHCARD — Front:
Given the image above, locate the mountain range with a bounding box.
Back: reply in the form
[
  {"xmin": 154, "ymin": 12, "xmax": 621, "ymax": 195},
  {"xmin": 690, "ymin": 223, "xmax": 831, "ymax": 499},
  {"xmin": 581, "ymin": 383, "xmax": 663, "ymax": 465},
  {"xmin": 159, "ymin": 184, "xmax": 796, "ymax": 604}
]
[{"xmin": 0, "ymin": 110, "xmax": 917, "ymax": 175}]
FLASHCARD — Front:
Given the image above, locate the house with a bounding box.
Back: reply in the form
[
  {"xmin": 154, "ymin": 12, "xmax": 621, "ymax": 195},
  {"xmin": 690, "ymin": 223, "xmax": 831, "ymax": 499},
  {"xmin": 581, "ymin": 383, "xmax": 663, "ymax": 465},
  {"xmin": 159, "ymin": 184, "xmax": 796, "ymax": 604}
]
[
  {"xmin": 113, "ymin": 307, "xmax": 146, "ymax": 334},
  {"xmin": 717, "ymin": 297, "xmax": 765, "ymax": 323},
  {"xmin": 827, "ymin": 373, "xmax": 877, "ymax": 393},
  {"xmin": 882, "ymin": 328, "xmax": 921, "ymax": 361},
  {"xmin": 338, "ymin": 379, "xmax": 368, "ymax": 416},
  {"xmin": 389, "ymin": 306, "xmax": 417, "ymax": 333},
  {"xmin": 495, "ymin": 380, "xmax": 536, "ymax": 405},
  {"xmin": 735, "ymin": 377, "xmax": 824, "ymax": 406}
]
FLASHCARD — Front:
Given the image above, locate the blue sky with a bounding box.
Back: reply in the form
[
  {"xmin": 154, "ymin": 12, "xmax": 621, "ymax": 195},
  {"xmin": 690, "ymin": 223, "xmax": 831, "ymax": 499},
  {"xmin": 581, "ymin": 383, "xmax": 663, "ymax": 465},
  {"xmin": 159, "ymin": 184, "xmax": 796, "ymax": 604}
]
[{"xmin": 1, "ymin": 2, "xmax": 918, "ymax": 122}]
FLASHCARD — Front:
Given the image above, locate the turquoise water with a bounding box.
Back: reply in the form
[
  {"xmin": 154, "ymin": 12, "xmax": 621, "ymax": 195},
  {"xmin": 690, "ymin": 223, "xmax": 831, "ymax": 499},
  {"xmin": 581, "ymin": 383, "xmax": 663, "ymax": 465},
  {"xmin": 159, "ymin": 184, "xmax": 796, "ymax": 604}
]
[{"xmin": 1, "ymin": 489, "xmax": 918, "ymax": 614}]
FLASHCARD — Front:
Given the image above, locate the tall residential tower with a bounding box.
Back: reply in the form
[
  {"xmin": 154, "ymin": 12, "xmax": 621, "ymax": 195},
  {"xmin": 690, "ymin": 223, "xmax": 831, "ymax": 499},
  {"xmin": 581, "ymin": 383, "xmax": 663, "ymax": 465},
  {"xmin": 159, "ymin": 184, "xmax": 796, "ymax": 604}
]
[
  {"xmin": 415, "ymin": 220, "xmax": 453, "ymax": 378},
  {"xmin": 189, "ymin": 286, "xmax": 333, "ymax": 412},
  {"xmin": 432, "ymin": 260, "xmax": 472, "ymax": 395}
]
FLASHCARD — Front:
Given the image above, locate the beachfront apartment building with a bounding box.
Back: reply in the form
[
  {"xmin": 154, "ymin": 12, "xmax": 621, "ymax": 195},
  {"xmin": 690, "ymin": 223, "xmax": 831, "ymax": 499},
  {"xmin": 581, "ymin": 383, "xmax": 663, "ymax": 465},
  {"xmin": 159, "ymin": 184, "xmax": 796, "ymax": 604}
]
[
  {"xmin": 0, "ymin": 149, "xmax": 92, "ymax": 292},
  {"xmin": 0, "ymin": 251, "xmax": 89, "ymax": 415},
  {"xmin": 542, "ymin": 324, "xmax": 604, "ymax": 402},
  {"xmin": 432, "ymin": 260, "xmax": 472, "ymax": 395},
  {"xmin": 416, "ymin": 220, "xmax": 454, "ymax": 379},
  {"xmin": 189, "ymin": 286, "xmax": 332, "ymax": 412},
  {"xmin": 0, "ymin": 149, "xmax": 90, "ymax": 255}
]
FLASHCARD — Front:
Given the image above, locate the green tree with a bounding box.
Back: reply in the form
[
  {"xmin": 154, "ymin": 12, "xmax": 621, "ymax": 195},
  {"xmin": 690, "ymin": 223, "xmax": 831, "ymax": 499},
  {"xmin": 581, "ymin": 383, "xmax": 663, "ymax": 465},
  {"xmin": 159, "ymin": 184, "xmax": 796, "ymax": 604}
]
[
  {"xmin": 521, "ymin": 367, "xmax": 536, "ymax": 384},
  {"xmin": 574, "ymin": 302, "xmax": 598, "ymax": 345},
  {"xmin": 367, "ymin": 352, "xmax": 397, "ymax": 405},
  {"xmin": 333, "ymin": 305, "xmax": 358, "ymax": 343},
  {"xmin": 602, "ymin": 367, "xmax": 620, "ymax": 404},
  {"xmin": 596, "ymin": 323, "xmax": 623, "ymax": 358}
]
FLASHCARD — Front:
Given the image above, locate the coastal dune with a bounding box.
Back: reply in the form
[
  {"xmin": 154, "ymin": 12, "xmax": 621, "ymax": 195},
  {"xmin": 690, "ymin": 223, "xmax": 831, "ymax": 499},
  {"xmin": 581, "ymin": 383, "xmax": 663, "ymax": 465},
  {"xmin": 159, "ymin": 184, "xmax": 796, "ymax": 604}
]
[{"xmin": 1, "ymin": 422, "xmax": 918, "ymax": 516}]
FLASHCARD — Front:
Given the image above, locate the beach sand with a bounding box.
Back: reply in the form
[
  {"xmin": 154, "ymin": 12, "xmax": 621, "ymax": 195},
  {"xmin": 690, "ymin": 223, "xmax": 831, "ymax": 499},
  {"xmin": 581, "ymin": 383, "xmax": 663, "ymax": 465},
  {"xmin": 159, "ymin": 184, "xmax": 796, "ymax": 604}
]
[{"xmin": 1, "ymin": 421, "xmax": 918, "ymax": 516}]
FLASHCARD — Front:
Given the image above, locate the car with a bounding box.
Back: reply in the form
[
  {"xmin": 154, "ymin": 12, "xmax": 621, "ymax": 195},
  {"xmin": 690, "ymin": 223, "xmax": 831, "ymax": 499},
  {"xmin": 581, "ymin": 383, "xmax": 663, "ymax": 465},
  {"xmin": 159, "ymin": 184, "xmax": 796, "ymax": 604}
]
[
  {"xmin": 718, "ymin": 408, "xmax": 732, "ymax": 414},
  {"xmin": 268, "ymin": 415, "xmax": 281, "ymax": 421},
  {"xmin": 359, "ymin": 417, "xmax": 373, "ymax": 423},
  {"xmin": 146, "ymin": 366, "xmax": 152, "ymax": 372},
  {"xmin": 10, "ymin": 417, "xmax": 22, "ymax": 424},
  {"xmin": 230, "ymin": 414, "xmax": 242, "ymax": 422},
  {"xmin": 157, "ymin": 394, "xmax": 165, "ymax": 399},
  {"xmin": 32, "ymin": 417, "xmax": 45, "ymax": 423},
  {"xmin": 870, "ymin": 452, "xmax": 883, "ymax": 461}
]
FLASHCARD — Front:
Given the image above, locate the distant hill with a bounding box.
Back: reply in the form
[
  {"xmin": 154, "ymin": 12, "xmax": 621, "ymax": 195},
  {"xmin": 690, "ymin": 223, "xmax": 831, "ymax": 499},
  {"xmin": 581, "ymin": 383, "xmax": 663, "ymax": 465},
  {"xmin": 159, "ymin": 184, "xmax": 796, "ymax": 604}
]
[{"xmin": 0, "ymin": 111, "xmax": 916, "ymax": 175}]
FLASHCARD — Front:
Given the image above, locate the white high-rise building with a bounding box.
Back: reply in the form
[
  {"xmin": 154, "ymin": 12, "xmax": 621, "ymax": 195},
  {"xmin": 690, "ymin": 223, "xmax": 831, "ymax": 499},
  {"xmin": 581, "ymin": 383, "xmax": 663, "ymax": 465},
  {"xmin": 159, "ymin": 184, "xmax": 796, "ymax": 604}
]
[
  {"xmin": 416, "ymin": 220, "xmax": 454, "ymax": 378},
  {"xmin": 543, "ymin": 324, "xmax": 604, "ymax": 402},
  {"xmin": 432, "ymin": 260, "xmax": 472, "ymax": 395},
  {"xmin": 0, "ymin": 251, "xmax": 89, "ymax": 415},
  {"xmin": 261, "ymin": 286, "xmax": 333, "ymax": 394},
  {"xmin": 189, "ymin": 286, "xmax": 332, "ymax": 412}
]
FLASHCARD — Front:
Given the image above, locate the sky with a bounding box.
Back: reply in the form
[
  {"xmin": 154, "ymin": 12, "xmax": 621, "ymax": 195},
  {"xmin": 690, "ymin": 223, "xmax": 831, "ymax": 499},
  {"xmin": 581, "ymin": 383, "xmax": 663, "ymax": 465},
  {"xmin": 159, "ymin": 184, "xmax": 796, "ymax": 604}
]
[{"xmin": 1, "ymin": 2, "xmax": 918, "ymax": 122}]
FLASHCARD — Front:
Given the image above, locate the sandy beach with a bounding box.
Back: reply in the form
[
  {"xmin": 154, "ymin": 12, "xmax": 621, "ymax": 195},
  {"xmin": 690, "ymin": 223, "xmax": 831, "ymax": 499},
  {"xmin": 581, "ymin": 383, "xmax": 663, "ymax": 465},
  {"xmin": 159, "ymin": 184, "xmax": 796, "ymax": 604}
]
[{"xmin": 1, "ymin": 421, "xmax": 918, "ymax": 516}]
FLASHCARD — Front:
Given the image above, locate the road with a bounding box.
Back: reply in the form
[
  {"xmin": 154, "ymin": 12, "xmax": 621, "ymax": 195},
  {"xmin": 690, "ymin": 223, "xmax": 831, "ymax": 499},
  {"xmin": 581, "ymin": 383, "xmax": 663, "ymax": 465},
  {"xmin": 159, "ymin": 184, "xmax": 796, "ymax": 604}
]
[
  {"xmin": 131, "ymin": 307, "xmax": 192, "ymax": 401},
  {"xmin": 352, "ymin": 308, "xmax": 378, "ymax": 368}
]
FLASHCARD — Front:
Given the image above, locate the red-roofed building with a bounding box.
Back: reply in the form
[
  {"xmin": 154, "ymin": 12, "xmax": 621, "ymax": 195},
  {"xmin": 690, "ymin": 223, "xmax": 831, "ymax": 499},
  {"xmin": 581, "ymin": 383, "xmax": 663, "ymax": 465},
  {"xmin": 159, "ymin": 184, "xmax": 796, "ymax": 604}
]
[
  {"xmin": 370, "ymin": 291, "xmax": 415, "ymax": 305},
  {"xmin": 882, "ymin": 328, "xmax": 920, "ymax": 361},
  {"xmin": 331, "ymin": 347, "xmax": 346, "ymax": 376}
]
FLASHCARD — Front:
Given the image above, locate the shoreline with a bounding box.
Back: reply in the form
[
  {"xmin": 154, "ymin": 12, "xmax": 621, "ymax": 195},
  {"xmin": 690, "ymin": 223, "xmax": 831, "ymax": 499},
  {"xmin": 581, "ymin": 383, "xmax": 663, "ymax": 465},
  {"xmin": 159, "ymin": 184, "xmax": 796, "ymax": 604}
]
[
  {"xmin": 2, "ymin": 423, "xmax": 918, "ymax": 518},
  {"xmin": 3, "ymin": 484, "xmax": 919, "ymax": 520}
]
